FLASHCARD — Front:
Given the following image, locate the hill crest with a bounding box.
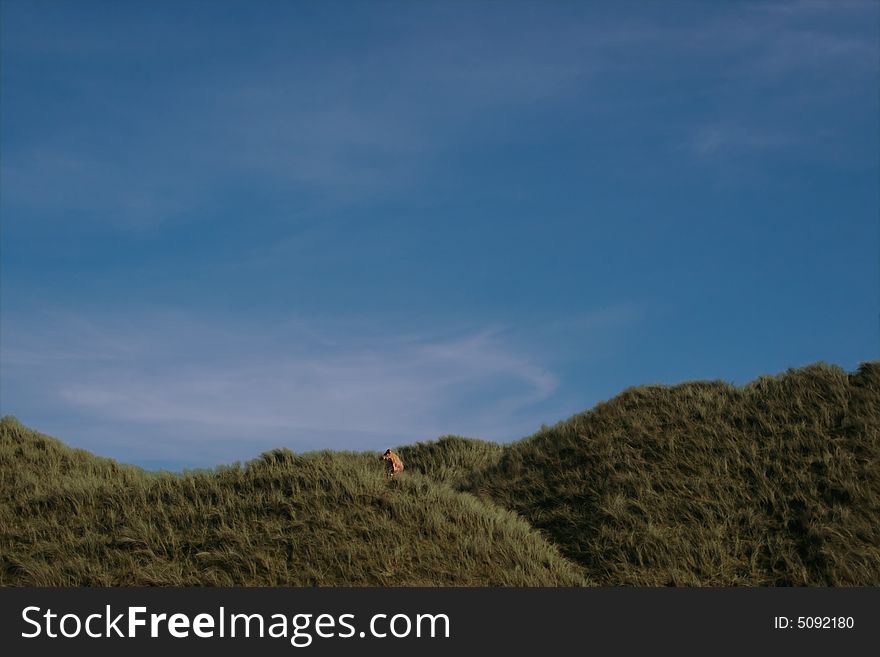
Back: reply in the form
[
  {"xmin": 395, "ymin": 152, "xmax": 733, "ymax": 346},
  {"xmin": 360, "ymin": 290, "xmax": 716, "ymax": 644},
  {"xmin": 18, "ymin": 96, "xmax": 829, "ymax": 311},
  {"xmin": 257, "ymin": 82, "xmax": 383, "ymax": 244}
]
[{"xmin": 2, "ymin": 361, "xmax": 877, "ymax": 585}]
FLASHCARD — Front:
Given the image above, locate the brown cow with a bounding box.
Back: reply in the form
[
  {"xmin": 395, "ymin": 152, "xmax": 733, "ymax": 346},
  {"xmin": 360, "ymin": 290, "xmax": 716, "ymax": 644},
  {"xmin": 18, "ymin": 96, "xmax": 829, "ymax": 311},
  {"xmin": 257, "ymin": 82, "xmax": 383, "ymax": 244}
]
[{"xmin": 380, "ymin": 449, "xmax": 404, "ymax": 479}]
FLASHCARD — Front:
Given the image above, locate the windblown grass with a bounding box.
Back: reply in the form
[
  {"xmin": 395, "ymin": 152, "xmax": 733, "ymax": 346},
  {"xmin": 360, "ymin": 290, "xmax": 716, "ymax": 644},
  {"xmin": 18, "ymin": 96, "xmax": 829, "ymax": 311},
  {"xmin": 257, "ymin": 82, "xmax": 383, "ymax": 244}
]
[
  {"xmin": 396, "ymin": 436, "xmax": 504, "ymax": 489},
  {"xmin": 0, "ymin": 420, "xmax": 584, "ymax": 586},
  {"xmin": 1, "ymin": 362, "xmax": 877, "ymax": 586},
  {"xmin": 467, "ymin": 362, "xmax": 880, "ymax": 585}
]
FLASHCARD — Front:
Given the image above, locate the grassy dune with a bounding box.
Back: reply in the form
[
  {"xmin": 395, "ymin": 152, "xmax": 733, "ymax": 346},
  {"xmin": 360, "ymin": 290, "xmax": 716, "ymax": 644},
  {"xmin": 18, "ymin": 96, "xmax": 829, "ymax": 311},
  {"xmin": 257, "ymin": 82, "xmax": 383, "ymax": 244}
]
[
  {"xmin": 468, "ymin": 362, "xmax": 880, "ymax": 585},
  {"xmin": 396, "ymin": 436, "xmax": 504, "ymax": 489},
  {"xmin": 1, "ymin": 362, "xmax": 877, "ymax": 586},
  {"xmin": 0, "ymin": 422, "xmax": 585, "ymax": 586}
]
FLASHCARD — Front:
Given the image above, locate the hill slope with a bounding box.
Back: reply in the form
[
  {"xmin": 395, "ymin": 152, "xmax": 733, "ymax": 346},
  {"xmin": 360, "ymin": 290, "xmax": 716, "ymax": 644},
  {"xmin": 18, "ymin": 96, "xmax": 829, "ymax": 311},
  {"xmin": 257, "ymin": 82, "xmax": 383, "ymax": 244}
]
[
  {"xmin": 467, "ymin": 362, "xmax": 880, "ymax": 585},
  {"xmin": 1, "ymin": 362, "xmax": 877, "ymax": 586},
  {"xmin": 396, "ymin": 436, "xmax": 504, "ymax": 489},
  {"xmin": 0, "ymin": 420, "xmax": 585, "ymax": 586}
]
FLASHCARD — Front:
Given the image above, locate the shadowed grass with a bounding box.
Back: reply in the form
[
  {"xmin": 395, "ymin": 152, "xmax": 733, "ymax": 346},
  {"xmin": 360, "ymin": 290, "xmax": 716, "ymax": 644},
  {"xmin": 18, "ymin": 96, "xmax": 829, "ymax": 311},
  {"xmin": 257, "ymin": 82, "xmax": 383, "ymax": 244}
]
[{"xmin": 467, "ymin": 362, "xmax": 880, "ymax": 585}]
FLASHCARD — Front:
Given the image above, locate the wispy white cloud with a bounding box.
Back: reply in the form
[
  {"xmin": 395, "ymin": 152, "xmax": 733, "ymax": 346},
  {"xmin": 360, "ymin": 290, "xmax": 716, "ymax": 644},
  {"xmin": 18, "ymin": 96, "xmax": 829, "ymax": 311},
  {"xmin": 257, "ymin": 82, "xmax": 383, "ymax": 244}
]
[
  {"xmin": 541, "ymin": 302, "xmax": 646, "ymax": 335},
  {"xmin": 1, "ymin": 308, "xmax": 563, "ymax": 465},
  {"xmin": 0, "ymin": 149, "xmax": 203, "ymax": 230},
  {"xmin": 673, "ymin": 0, "xmax": 879, "ymax": 166},
  {"xmin": 4, "ymin": 0, "xmax": 876, "ymax": 228},
  {"xmin": 0, "ymin": 5, "xmax": 601, "ymax": 231},
  {"xmin": 748, "ymin": 0, "xmax": 879, "ymax": 20},
  {"xmin": 686, "ymin": 122, "xmax": 800, "ymax": 158}
]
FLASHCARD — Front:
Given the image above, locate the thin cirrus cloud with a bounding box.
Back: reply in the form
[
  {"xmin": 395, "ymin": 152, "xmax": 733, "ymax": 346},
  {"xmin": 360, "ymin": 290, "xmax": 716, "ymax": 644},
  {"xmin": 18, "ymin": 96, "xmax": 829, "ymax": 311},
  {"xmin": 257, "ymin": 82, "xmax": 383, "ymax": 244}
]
[
  {"xmin": 1, "ymin": 8, "xmax": 596, "ymax": 232},
  {"xmin": 580, "ymin": 2, "xmax": 878, "ymax": 168},
  {"xmin": 4, "ymin": 1, "xmax": 876, "ymax": 231},
  {"xmin": 0, "ymin": 309, "xmax": 564, "ymax": 467},
  {"xmin": 0, "ymin": 150, "xmax": 201, "ymax": 230},
  {"xmin": 1, "ymin": 0, "xmax": 875, "ymax": 469},
  {"xmin": 687, "ymin": 123, "xmax": 799, "ymax": 158}
]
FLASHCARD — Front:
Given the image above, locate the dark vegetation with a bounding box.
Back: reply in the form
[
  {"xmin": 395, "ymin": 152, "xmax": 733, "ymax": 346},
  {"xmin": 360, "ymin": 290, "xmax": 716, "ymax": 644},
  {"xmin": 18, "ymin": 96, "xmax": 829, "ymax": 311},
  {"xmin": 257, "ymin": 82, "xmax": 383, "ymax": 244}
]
[
  {"xmin": 2, "ymin": 362, "xmax": 877, "ymax": 586},
  {"xmin": 468, "ymin": 362, "xmax": 880, "ymax": 585}
]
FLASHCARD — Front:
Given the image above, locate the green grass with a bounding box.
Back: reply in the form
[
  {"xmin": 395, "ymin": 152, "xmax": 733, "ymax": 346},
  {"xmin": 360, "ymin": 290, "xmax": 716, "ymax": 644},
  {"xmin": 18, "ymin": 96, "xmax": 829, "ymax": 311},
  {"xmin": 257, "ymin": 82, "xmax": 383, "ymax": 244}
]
[
  {"xmin": 0, "ymin": 424, "xmax": 584, "ymax": 586},
  {"xmin": 468, "ymin": 362, "xmax": 880, "ymax": 585},
  {"xmin": 2, "ymin": 362, "xmax": 877, "ymax": 586},
  {"xmin": 396, "ymin": 436, "xmax": 504, "ymax": 489}
]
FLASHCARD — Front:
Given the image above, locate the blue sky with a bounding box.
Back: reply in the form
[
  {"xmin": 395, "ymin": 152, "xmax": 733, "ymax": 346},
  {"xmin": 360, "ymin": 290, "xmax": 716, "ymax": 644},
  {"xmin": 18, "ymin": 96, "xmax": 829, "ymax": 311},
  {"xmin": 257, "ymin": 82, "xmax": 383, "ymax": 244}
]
[{"xmin": 1, "ymin": 0, "xmax": 878, "ymax": 469}]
